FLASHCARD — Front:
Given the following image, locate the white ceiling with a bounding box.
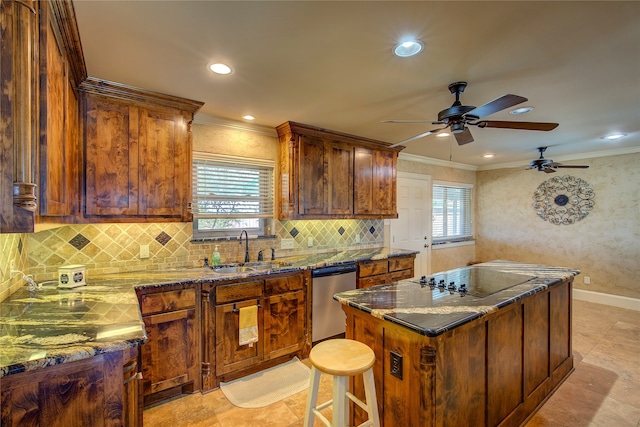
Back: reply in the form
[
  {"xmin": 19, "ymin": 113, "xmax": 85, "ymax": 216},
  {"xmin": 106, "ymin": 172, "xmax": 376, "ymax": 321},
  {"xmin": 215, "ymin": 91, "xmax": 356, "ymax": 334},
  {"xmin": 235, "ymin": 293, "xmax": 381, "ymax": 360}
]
[{"xmin": 72, "ymin": 1, "xmax": 640, "ymax": 168}]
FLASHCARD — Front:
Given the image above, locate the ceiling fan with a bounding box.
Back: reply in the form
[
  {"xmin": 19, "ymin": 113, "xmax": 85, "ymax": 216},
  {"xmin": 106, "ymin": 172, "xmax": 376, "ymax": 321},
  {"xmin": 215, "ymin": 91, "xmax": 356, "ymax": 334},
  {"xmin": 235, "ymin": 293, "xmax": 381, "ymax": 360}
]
[
  {"xmin": 527, "ymin": 146, "xmax": 589, "ymax": 173},
  {"xmin": 387, "ymin": 81, "xmax": 559, "ymax": 148}
]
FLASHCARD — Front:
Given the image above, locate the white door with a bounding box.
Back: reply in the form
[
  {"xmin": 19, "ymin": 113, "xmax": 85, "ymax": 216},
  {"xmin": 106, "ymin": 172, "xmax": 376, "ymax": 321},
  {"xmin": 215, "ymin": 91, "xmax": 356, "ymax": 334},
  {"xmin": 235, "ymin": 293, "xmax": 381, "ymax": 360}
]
[{"xmin": 391, "ymin": 173, "xmax": 431, "ymax": 278}]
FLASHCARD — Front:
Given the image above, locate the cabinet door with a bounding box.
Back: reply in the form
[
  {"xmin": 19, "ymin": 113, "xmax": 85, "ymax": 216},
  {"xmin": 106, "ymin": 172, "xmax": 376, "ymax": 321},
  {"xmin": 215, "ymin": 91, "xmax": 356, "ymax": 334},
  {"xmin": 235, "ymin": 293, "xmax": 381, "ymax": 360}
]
[
  {"xmin": 141, "ymin": 307, "xmax": 197, "ymax": 396},
  {"xmin": 39, "ymin": 7, "xmax": 78, "ymax": 218},
  {"xmin": 298, "ymin": 135, "xmax": 326, "ymax": 215},
  {"xmin": 326, "ymin": 141, "xmax": 353, "ymax": 215},
  {"xmin": 138, "ymin": 106, "xmax": 191, "ymax": 218},
  {"xmin": 215, "ymin": 300, "xmax": 264, "ymax": 375},
  {"xmin": 84, "ymin": 95, "xmax": 139, "ymax": 216},
  {"xmin": 354, "ymin": 147, "xmax": 396, "ymax": 216},
  {"xmin": 264, "ymin": 291, "xmax": 306, "ymax": 360}
]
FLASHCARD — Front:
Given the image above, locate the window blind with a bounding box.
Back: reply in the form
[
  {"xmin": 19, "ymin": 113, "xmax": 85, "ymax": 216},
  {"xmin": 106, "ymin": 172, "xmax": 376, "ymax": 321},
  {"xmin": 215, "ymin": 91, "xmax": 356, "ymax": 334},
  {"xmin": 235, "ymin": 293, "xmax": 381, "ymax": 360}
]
[
  {"xmin": 432, "ymin": 183, "xmax": 473, "ymax": 243},
  {"xmin": 192, "ymin": 157, "xmax": 274, "ymax": 219}
]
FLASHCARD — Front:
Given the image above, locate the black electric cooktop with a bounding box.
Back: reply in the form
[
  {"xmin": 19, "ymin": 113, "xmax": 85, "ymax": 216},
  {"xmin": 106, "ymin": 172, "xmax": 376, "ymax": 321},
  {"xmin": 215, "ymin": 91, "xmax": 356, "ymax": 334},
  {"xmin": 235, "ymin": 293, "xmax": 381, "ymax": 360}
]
[{"xmin": 412, "ymin": 266, "xmax": 535, "ymax": 298}]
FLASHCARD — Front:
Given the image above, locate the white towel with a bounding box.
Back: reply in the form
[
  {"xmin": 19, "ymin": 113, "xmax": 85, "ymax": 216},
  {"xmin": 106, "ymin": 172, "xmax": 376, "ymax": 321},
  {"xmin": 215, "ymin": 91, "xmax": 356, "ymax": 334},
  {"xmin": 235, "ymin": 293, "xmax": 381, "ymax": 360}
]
[{"xmin": 239, "ymin": 305, "xmax": 259, "ymax": 346}]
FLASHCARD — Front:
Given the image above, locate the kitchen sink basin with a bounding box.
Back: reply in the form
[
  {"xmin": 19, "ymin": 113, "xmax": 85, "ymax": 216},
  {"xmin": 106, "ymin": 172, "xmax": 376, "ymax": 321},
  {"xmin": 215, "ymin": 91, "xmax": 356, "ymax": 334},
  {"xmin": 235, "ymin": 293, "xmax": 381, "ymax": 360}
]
[{"xmin": 213, "ymin": 266, "xmax": 255, "ymax": 273}]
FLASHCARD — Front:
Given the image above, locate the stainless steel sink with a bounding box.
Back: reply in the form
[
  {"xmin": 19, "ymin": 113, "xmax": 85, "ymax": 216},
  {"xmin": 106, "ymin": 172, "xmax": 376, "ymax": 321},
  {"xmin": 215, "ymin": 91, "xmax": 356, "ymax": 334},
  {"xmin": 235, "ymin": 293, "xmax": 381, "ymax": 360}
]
[{"xmin": 212, "ymin": 266, "xmax": 255, "ymax": 273}]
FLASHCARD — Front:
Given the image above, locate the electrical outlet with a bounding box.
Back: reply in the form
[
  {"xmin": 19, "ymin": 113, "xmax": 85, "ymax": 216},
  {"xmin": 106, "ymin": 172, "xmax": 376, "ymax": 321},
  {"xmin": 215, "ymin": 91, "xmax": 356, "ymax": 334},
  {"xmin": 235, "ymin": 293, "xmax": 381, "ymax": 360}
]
[
  {"xmin": 307, "ymin": 237, "xmax": 313, "ymax": 247},
  {"xmin": 281, "ymin": 238, "xmax": 295, "ymax": 249},
  {"xmin": 390, "ymin": 351, "xmax": 403, "ymax": 380},
  {"xmin": 140, "ymin": 244, "xmax": 150, "ymax": 259},
  {"xmin": 583, "ymin": 276, "xmax": 591, "ymax": 285},
  {"xmin": 356, "ymin": 234, "xmax": 361, "ymax": 244}
]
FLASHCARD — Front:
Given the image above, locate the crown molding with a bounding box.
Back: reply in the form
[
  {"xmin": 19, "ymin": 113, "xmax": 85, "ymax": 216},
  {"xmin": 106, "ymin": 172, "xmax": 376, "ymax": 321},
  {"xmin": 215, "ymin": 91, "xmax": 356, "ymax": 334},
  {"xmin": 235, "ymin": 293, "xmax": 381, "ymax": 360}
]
[
  {"xmin": 477, "ymin": 146, "xmax": 640, "ymax": 171},
  {"xmin": 194, "ymin": 113, "xmax": 277, "ymax": 137},
  {"xmin": 398, "ymin": 152, "xmax": 478, "ymax": 171}
]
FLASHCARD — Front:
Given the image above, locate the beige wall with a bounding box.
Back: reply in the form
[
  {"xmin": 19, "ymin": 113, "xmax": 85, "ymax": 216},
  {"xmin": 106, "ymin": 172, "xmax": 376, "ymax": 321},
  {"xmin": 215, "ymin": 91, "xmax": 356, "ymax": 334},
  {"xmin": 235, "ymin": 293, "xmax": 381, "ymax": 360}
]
[
  {"xmin": 397, "ymin": 157, "xmax": 478, "ymax": 272},
  {"xmin": 476, "ymin": 152, "xmax": 640, "ymax": 299}
]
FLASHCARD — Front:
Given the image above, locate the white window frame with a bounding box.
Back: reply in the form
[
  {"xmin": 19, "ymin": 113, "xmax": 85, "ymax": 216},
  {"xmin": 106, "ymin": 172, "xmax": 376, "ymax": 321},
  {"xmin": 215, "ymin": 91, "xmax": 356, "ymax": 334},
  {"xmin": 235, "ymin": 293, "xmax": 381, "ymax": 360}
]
[
  {"xmin": 192, "ymin": 152, "xmax": 274, "ymax": 240},
  {"xmin": 432, "ymin": 180, "xmax": 474, "ymax": 246}
]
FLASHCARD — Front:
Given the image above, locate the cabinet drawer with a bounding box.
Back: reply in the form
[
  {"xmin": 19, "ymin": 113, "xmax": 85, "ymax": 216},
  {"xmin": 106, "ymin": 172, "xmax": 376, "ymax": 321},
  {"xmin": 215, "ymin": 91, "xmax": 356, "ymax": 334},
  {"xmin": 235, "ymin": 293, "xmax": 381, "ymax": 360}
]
[
  {"xmin": 216, "ymin": 280, "xmax": 263, "ymax": 304},
  {"xmin": 265, "ymin": 274, "xmax": 304, "ymax": 295},
  {"xmin": 389, "ymin": 269, "xmax": 413, "ymax": 282},
  {"xmin": 358, "ymin": 274, "xmax": 389, "ymax": 289},
  {"xmin": 389, "ymin": 256, "xmax": 415, "ymax": 272},
  {"xmin": 358, "ymin": 260, "xmax": 388, "ymax": 277},
  {"xmin": 140, "ymin": 288, "xmax": 195, "ymax": 315}
]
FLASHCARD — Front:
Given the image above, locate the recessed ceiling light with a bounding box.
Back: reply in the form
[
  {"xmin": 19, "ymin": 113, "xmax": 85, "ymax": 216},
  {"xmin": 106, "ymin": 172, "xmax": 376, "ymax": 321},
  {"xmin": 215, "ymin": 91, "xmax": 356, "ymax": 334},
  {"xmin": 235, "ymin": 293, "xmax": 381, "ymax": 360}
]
[
  {"xmin": 209, "ymin": 63, "xmax": 233, "ymax": 75},
  {"xmin": 393, "ymin": 40, "xmax": 424, "ymax": 57},
  {"xmin": 436, "ymin": 132, "xmax": 450, "ymax": 138},
  {"xmin": 602, "ymin": 133, "xmax": 626, "ymax": 140},
  {"xmin": 483, "ymin": 154, "xmax": 495, "ymax": 158},
  {"xmin": 242, "ymin": 115, "xmax": 255, "ymax": 121},
  {"xmin": 510, "ymin": 106, "xmax": 534, "ymax": 115}
]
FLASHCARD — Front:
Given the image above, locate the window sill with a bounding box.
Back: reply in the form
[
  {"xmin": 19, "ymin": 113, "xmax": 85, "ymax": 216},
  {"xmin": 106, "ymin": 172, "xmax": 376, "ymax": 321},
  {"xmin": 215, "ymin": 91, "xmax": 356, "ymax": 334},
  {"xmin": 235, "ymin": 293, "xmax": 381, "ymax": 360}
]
[{"xmin": 432, "ymin": 240, "xmax": 475, "ymax": 250}]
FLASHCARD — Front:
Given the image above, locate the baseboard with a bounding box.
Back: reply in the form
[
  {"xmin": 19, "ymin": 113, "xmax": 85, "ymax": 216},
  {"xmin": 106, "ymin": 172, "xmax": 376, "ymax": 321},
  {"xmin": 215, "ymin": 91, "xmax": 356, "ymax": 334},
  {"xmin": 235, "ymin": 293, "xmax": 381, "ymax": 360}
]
[{"xmin": 573, "ymin": 289, "xmax": 640, "ymax": 311}]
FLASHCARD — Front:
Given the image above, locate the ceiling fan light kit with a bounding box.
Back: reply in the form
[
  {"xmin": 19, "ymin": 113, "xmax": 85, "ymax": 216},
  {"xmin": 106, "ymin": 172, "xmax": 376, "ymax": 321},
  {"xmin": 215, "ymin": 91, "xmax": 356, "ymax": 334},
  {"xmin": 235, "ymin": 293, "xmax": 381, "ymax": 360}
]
[{"xmin": 386, "ymin": 81, "xmax": 560, "ymax": 148}]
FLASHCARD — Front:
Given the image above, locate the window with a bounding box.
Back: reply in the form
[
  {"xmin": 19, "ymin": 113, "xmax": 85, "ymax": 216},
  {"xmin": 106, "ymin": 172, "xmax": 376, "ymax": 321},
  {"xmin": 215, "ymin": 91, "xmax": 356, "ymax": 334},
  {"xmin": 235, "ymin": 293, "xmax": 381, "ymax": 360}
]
[
  {"xmin": 432, "ymin": 181, "xmax": 473, "ymax": 244},
  {"xmin": 192, "ymin": 153, "xmax": 274, "ymax": 239}
]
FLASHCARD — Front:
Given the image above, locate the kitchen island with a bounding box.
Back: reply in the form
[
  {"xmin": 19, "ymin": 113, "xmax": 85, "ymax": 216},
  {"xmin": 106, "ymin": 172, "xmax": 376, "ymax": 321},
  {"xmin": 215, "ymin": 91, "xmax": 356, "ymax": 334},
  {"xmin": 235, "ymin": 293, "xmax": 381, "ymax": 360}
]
[{"xmin": 335, "ymin": 260, "xmax": 579, "ymax": 427}]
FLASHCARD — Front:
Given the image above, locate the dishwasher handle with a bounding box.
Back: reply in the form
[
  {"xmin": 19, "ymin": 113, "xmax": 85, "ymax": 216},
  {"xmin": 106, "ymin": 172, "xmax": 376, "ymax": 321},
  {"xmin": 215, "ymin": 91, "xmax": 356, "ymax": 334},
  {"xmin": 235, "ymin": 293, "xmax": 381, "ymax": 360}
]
[{"xmin": 312, "ymin": 263, "xmax": 357, "ymax": 278}]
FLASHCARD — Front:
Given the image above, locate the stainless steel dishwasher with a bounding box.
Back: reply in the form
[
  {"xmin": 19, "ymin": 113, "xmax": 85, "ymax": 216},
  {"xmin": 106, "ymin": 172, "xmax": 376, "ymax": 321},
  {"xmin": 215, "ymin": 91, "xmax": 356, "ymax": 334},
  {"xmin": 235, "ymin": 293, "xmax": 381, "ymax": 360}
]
[{"xmin": 311, "ymin": 263, "xmax": 357, "ymax": 343}]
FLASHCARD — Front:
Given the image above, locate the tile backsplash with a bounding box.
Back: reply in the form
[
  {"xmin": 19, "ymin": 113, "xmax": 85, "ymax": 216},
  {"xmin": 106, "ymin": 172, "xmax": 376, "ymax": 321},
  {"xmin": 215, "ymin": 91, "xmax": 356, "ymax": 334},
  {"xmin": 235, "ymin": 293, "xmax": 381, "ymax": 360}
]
[{"xmin": 21, "ymin": 219, "xmax": 383, "ymax": 283}]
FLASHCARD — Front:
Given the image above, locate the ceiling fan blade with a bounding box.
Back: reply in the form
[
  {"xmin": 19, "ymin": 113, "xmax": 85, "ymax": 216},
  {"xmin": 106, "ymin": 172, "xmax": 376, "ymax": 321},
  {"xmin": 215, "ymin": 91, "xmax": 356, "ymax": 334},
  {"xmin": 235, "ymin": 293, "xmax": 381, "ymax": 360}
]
[
  {"xmin": 454, "ymin": 128, "xmax": 474, "ymax": 145},
  {"xmin": 388, "ymin": 127, "xmax": 446, "ymax": 148},
  {"xmin": 474, "ymin": 120, "xmax": 559, "ymax": 131},
  {"xmin": 465, "ymin": 94, "xmax": 527, "ymax": 119},
  {"xmin": 382, "ymin": 120, "xmax": 443, "ymax": 124},
  {"xmin": 554, "ymin": 165, "xmax": 590, "ymax": 169}
]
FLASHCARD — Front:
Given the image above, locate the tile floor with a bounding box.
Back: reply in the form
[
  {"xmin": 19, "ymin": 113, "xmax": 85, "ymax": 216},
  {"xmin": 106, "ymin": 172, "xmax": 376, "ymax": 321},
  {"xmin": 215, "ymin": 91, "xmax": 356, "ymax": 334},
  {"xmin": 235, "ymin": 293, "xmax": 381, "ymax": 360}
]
[{"xmin": 144, "ymin": 300, "xmax": 640, "ymax": 427}]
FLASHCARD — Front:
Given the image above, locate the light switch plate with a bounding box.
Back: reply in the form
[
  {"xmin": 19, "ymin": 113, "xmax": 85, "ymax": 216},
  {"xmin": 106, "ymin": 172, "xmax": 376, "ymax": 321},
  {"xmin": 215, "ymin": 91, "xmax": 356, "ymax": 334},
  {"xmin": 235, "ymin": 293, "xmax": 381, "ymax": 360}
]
[{"xmin": 307, "ymin": 237, "xmax": 313, "ymax": 247}]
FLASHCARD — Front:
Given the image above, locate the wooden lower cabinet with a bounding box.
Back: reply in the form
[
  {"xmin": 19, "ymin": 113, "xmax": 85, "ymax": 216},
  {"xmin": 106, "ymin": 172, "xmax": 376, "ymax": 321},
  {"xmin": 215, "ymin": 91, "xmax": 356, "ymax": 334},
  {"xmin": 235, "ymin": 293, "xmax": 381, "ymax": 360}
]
[
  {"xmin": 0, "ymin": 346, "xmax": 141, "ymax": 427},
  {"xmin": 357, "ymin": 254, "xmax": 415, "ymax": 288},
  {"xmin": 344, "ymin": 279, "xmax": 573, "ymax": 427},
  {"xmin": 137, "ymin": 285, "xmax": 199, "ymax": 405},
  {"xmin": 202, "ymin": 271, "xmax": 311, "ymax": 390}
]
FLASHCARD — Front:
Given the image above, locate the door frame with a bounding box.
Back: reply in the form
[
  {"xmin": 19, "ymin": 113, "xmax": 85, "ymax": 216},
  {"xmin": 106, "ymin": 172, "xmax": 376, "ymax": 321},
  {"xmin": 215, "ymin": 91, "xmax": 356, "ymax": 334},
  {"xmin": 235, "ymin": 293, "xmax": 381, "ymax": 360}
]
[{"xmin": 391, "ymin": 171, "xmax": 432, "ymax": 277}]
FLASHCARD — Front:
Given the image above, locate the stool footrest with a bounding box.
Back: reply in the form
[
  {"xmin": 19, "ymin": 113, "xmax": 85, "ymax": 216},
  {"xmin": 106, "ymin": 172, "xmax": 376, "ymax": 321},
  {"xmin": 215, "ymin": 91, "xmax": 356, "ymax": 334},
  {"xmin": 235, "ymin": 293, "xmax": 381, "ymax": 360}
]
[
  {"xmin": 311, "ymin": 408, "xmax": 332, "ymax": 427},
  {"xmin": 346, "ymin": 391, "xmax": 368, "ymax": 413}
]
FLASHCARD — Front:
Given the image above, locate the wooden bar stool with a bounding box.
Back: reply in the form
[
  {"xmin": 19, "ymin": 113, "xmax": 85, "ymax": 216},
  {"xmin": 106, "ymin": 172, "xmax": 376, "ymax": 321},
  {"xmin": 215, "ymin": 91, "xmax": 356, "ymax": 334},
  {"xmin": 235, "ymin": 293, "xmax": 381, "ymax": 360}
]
[{"xmin": 304, "ymin": 339, "xmax": 380, "ymax": 427}]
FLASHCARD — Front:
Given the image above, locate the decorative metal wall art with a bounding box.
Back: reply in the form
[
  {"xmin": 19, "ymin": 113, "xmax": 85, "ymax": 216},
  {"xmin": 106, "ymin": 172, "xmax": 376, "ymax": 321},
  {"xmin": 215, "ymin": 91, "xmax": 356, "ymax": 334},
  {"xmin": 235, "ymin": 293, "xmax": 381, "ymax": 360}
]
[{"xmin": 532, "ymin": 175, "xmax": 595, "ymax": 225}]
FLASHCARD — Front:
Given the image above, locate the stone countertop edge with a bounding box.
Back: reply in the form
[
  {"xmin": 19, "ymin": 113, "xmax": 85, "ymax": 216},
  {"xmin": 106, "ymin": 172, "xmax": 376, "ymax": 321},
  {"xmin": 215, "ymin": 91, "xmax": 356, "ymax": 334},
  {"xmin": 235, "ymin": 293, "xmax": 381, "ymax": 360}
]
[
  {"xmin": 334, "ymin": 260, "xmax": 580, "ymax": 337},
  {"xmin": 1, "ymin": 247, "xmax": 417, "ymax": 377}
]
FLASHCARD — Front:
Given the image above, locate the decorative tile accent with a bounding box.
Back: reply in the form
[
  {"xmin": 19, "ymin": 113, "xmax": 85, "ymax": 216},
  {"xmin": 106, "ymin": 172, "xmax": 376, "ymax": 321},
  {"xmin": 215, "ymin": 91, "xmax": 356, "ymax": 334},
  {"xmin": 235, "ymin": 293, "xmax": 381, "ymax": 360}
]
[
  {"xmin": 155, "ymin": 231, "xmax": 172, "ymax": 246},
  {"xmin": 17, "ymin": 238, "xmax": 22, "ymax": 254},
  {"xmin": 369, "ymin": 226, "xmax": 375, "ymax": 234},
  {"xmin": 338, "ymin": 226, "xmax": 345, "ymax": 235},
  {"xmin": 69, "ymin": 234, "xmax": 90, "ymax": 250},
  {"xmin": 289, "ymin": 227, "xmax": 299, "ymax": 238}
]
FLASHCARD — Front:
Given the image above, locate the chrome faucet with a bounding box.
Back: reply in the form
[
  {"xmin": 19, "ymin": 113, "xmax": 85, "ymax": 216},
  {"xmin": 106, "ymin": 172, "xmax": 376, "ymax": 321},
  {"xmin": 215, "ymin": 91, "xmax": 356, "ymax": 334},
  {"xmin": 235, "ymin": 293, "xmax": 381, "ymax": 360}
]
[{"xmin": 239, "ymin": 230, "xmax": 250, "ymax": 263}]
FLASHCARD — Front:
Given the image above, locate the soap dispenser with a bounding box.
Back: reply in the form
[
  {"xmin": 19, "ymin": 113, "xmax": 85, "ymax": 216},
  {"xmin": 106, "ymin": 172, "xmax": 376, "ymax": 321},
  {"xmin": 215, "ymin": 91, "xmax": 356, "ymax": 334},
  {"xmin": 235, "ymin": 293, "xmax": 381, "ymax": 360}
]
[{"xmin": 211, "ymin": 245, "xmax": 221, "ymax": 266}]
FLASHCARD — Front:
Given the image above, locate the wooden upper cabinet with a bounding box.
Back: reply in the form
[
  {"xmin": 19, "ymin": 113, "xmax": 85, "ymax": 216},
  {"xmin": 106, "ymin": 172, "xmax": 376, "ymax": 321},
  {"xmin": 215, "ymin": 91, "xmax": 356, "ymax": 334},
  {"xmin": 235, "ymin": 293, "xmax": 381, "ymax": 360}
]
[
  {"xmin": 354, "ymin": 147, "xmax": 397, "ymax": 216},
  {"xmin": 37, "ymin": 0, "xmax": 81, "ymax": 220},
  {"xmin": 79, "ymin": 78, "xmax": 203, "ymax": 222},
  {"xmin": 276, "ymin": 121, "xmax": 400, "ymax": 219}
]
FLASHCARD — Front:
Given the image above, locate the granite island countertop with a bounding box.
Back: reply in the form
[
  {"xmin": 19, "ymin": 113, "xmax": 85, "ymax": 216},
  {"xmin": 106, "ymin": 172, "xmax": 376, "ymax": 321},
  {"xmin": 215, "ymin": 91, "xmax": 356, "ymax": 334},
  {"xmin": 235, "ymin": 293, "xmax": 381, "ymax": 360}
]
[
  {"xmin": 1, "ymin": 247, "xmax": 417, "ymax": 377},
  {"xmin": 334, "ymin": 260, "xmax": 580, "ymax": 337}
]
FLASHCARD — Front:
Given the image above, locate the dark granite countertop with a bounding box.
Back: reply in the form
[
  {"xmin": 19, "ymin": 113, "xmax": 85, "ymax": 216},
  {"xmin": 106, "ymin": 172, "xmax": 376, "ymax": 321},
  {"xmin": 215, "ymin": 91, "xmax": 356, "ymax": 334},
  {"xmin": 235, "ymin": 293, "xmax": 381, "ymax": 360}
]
[
  {"xmin": 334, "ymin": 260, "xmax": 580, "ymax": 337},
  {"xmin": 1, "ymin": 247, "xmax": 417, "ymax": 377}
]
